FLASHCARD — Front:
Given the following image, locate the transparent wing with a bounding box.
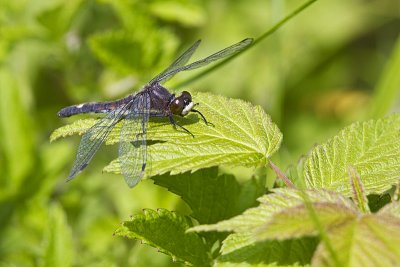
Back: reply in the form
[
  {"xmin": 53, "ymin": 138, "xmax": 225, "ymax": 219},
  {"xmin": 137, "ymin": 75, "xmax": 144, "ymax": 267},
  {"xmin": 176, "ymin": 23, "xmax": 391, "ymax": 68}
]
[
  {"xmin": 66, "ymin": 101, "xmax": 131, "ymax": 181},
  {"xmin": 149, "ymin": 40, "xmax": 201, "ymax": 85},
  {"xmin": 151, "ymin": 38, "xmax": 253, "ymax": 84},
  {"xmin": 119, "ymin": 92, "xmax": 151, "ymax": 188}
]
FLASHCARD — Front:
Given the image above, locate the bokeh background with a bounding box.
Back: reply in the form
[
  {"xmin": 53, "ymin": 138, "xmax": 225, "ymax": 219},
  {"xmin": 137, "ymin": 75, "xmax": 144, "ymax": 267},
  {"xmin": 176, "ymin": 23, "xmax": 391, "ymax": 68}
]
[{"xmin": 0, "ymin": 0, "xmax": 399, "ymax": 266}]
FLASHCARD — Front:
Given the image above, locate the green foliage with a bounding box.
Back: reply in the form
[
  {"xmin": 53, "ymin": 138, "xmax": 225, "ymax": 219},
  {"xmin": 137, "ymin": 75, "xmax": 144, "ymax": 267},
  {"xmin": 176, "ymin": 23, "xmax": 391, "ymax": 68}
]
[
  {"xmin": 52, "ymin": 108, "xmax": 400, "ymax": 266},
  {"xmin": 191, "ymin": 186, "xmax": 400, "ymax": 266},
  {"xmin": 116, "ymin": 167, "xmax": 267, "ymax": 266},
  {"xmin": 1, "ymin": 0, "xmax": 400, "ymax": 266}
]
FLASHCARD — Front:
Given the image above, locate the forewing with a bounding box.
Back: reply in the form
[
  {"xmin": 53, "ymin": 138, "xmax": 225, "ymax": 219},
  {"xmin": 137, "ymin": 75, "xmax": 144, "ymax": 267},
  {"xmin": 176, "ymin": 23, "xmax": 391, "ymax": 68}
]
[
  {"xmin": 119, "ymin": 92, "xmax": 151, "ymax": 188},
  {"xmin": 67, "ymin": 103, "xmax": 130, "ymax": 181},
  {"xmin": 153, "ymin": 38, "xmax": 253, "ymax": 83},
  {"xmin": 149, "ymin": 40, "xmax": 201, "ymax": 85}
]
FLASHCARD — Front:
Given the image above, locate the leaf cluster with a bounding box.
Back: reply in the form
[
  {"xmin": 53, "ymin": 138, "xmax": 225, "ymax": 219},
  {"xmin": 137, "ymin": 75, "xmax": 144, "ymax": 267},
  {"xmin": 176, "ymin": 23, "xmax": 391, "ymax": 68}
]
[{"xmin": 53, "ymin": 90, "xmax": 400, "ymax": 266}]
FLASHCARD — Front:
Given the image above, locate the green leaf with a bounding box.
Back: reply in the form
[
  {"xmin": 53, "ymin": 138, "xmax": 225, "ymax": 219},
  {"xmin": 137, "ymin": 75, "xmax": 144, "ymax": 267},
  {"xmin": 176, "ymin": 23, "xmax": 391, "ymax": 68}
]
[
  {"xmin": 105, "ymin": 93, "xmax": 282, "ymax": 177},
  {"xmin": 215, "ymin": 232, "xmax": 318, "ymax": 267},
  {"xmin": 52, "ymin": 93, "xmax": 282, "ymax": 180},
  {"xmin": 304, "ymin": 114, "xmax": 400, "ymax": 196},
  {"xmin": 114, "ymin": 209, "xmax": 209, "ymax": 266},
  {"xmin": 50, "ymin": 119, "xmax": 97, "ymax": 142},
  {"xmin": 190, "ymin": 188, "xmax": 354, "ymax": 233},
  {"xmin": 312, "ymin": 214, "xmax": 400, "ymax": 267}
]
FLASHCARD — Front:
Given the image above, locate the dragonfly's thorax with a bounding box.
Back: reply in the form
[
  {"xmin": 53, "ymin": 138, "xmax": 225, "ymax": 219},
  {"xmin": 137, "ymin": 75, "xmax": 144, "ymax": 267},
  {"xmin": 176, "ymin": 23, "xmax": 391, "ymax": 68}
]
[{"xmin": 169, "ymin": 91, "xmax": 194, "ymax": 116}]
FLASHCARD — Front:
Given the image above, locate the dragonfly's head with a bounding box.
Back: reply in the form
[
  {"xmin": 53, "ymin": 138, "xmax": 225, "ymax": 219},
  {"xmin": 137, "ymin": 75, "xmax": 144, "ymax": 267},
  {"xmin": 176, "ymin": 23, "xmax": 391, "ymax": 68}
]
[{"xmin": 170, "ymin": 91, "xmax": 194, "ymax": 116}]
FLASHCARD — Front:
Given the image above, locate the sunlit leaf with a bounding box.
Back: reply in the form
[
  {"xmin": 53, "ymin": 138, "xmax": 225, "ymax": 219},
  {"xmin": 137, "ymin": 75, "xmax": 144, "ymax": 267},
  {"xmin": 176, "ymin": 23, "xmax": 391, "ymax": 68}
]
[
  {"xmin": 50, "ymin": 119, "xmax": 97, "ymax": 142},
  {"xmin": 190, "ymin": 188, "xmax": 354, "ymax": 233},
  {"xmin": 106, "ymin": 93, "xmax": 282, "ymax": 177},
  {"xmin": 114, "ymin": 208, "xmax": 209, "ymax": 266},
  {"xmin": 256, "ymin": 202, "xmax": 357, "ymax": 241},
  {"xmin": 304, "ymin": 114, "xmax": 400, "ymax": 196}
]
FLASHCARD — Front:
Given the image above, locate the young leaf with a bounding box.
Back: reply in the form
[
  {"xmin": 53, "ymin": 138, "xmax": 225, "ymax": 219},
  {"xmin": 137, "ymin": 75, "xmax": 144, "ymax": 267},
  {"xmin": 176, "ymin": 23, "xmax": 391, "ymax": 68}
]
[
  {"xmin": 190, "ymin": 188, "xmax": 354, "ymax": 233},
  {"xmin": 304, "ymin": 114, "xmax": 400, "ymax": 196},
  {"xmin": 312, "ymin": 214, "xmax": 400, "ymax": 266},
  {"xmin": 348, "ymin": 166, "xmax": 370, "ymax": 213},
  {"xmin": 52, "ymin": 92, "xmax": 282, "ymax": 180},
  {"xmin": 114, "ymin": 209, "xmax": 209, "ymax": 266},
  {"xmin": 255, "ymin": 202, "xmax": 357, "ymax": 241}
]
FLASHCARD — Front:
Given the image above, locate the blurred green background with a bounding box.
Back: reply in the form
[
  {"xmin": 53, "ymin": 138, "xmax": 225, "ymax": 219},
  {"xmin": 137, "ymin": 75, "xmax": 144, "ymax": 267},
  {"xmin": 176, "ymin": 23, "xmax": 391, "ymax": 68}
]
[{"xmin": 0, "ymin": 0, "xmax": 399, "ymax": 266}]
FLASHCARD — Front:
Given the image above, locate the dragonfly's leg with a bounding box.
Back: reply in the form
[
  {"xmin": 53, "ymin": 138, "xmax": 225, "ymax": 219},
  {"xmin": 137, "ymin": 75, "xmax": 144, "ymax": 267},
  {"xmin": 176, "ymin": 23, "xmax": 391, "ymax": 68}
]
[
  {"xmin": 169, "ymin": 115, "xmax": 194, "ymax": 137},
  {"xmin": 191, "ymin": 108, "xmax": 214, "ymax": 126}
]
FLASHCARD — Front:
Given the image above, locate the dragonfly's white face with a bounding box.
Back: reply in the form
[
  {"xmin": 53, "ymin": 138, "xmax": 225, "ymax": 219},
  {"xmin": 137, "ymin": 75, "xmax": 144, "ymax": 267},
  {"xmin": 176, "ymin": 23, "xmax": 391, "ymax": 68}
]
[{"xmin": 181, "ymin": 101, "xmax": 194, "ymax": 116}]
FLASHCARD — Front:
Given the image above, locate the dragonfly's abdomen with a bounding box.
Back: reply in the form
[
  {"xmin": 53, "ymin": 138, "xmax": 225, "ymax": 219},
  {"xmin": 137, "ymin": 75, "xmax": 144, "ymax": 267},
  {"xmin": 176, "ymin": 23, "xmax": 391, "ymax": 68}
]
[{"xmin": 58, "ymin": 96, "xmax": 134, "ymax": 117}]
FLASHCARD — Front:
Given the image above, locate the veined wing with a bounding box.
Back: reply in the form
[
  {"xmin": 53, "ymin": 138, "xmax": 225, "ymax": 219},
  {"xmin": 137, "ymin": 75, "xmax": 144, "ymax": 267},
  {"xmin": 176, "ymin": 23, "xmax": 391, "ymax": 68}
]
[
  {"xmin": 152, "ymin": 38, "xmax": 253, "ymax": 84},
  {"xmin": 119, "ymin": 92, "xmax": 151, "ymax": 188},
  {"xmin": 149, "ymin": 40, "xmax": 201, "ymax": 85},
  {"xmin": 66, "ymin": 101, "xmax": 132, "ymax": 181}
]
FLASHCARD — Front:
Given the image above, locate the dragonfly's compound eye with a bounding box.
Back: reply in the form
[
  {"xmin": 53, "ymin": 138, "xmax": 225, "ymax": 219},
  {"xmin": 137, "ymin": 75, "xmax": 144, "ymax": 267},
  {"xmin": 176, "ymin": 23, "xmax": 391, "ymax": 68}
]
[
  {"xmin": 170, "ymin": 98, "xmax": 184, "ymax": 115},
  {"xmin": 181, "ymin": 91, "xmax": 192, "ymax": 101}
]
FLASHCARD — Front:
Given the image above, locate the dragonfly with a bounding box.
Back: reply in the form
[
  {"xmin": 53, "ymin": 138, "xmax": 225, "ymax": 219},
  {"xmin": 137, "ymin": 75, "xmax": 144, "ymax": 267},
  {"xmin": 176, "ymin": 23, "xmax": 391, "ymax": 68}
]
[{"xmin": 58, "ymin": 38, "xmax": 253, "ymax": 188}]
